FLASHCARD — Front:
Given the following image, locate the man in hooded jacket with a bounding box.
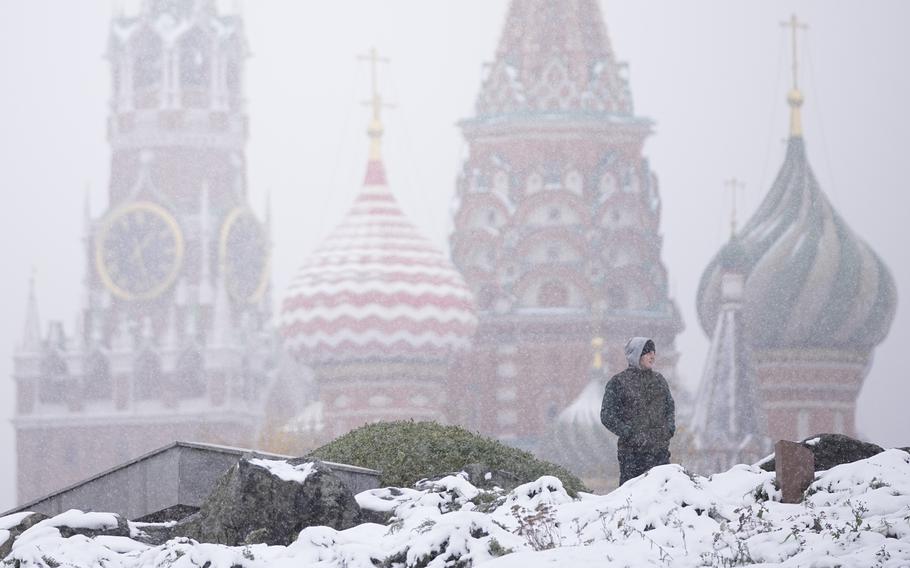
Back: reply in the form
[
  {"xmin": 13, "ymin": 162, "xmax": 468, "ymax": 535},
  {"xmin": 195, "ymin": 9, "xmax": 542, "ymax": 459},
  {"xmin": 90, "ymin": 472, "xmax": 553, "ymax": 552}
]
[{"xmin": 600, "ymin": 337, "xmax": 675, "ymax": 485}]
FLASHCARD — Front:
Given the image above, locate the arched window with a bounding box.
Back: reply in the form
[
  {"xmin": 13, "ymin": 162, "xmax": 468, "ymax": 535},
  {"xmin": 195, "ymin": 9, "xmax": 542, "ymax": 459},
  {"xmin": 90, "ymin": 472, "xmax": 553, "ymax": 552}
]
[
  {"xmin": 564, "ymin": 170, "xmax": 583, "ymax": 195},
  {"xmin": 39, "ymin": 351, "xmax": 68, "ymax": 404},
  {"xmin": 599, "ymin": 172, "xmax": 618, "ymax": 199},
  {"xmin": 471, "ymin": 207, "xmax": 501, "ymax": 230},
  {"xmin": 526, "ymin": 172, "xmax": 543, "ymax": 194},
  {"xmin": 470, "ymin": 246, "xmax": 496, "ymax": 271},
  {"xmin": 608, "ymin": 285, "xmax": 627, "ymax": 309},
  {"xmin": 493, "ymin": 170, "xmax": 509, "ymax": 193},
  {"xmin": 83, "ymin": 351, "xmax": 112, "ymax": 400},
  {"xmin": 134, "ymin": 350, "xmax": 162, "ymax": 401},
  {"xmin": 175, "ymin": 349, "xmax": 205, "ymax": 398},
  {"xmin": 180, "ymin": 28, "xmax": 211, "ymax": 107},
  {"xmin": 132, "ymin": 28, "xmax": 162, "ymax": 108},
  {"xmin": 538, "ymin": 281, "xmax": 569, "ymax": 308}
]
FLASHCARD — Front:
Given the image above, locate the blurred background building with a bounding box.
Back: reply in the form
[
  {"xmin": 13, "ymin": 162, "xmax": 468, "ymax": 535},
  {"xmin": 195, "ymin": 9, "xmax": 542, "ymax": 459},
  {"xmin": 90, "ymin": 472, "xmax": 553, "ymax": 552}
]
[
  {"xmin": 12, "ymin": 0, "xmax": 277, "ymax": 503},
  {"xmin": 278, "ymin": 58, "xmax": 478, "ymax": 444},
  {"xmin": 448, "ymin": 0, "xmax": 685, "ymax": 455},
  {"xmin": 9, "ymin": 0, "xmax": 901, "ymax": 504},
  {"xmin": 692, "ymin": 43, "xmax": 897, "ymax": 470}
]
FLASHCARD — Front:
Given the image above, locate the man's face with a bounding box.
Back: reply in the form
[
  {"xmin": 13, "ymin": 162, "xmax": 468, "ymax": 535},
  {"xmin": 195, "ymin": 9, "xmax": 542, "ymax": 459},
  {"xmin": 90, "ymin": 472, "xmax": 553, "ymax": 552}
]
[{"xmin": 640, "ymin": 351, "xmax": 656, "ymax": 370}]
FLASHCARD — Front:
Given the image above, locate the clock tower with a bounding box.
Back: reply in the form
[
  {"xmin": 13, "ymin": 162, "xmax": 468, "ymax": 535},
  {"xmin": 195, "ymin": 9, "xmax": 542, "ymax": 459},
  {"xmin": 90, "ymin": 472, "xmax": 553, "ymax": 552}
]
[{"xmin": 12, "ymin": 0, "xmax": 274, "ymax": 504}]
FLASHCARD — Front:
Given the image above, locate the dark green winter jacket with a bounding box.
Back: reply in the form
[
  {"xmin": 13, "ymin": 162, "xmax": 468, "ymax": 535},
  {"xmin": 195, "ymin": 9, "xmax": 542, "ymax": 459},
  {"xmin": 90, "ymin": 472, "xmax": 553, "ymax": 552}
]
[{"xmin": 600, "ymin": 337, "xmax": 676, "ymax": 449}]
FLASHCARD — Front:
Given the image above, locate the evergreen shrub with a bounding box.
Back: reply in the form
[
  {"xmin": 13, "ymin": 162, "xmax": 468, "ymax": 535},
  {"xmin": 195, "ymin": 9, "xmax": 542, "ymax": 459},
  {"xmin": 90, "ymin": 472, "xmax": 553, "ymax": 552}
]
[{"xmin": 308, "ymin": 420, "xmax": 588, "ymax": 496}]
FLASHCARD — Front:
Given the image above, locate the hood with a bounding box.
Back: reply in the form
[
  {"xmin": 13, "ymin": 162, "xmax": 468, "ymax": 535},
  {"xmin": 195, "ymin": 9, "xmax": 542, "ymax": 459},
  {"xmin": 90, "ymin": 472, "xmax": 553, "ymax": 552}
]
[{"xmin": 624, "ymin": 336, "xmax": 652, "ymax": 369}]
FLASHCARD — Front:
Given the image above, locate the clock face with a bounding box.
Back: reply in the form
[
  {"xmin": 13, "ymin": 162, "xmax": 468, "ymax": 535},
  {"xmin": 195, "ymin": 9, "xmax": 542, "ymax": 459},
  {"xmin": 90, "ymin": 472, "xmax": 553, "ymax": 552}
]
[
  {"xmin": 220, "ymin": 207, "xmax": 270, "ymax": 303},
  {"xmin": 95, "ymin": 201, "xmax": 184, "ymax": 301}
]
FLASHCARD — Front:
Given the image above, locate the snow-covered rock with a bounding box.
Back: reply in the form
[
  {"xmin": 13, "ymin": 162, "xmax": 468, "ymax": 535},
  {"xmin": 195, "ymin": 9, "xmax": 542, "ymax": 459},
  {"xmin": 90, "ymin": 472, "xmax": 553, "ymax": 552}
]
[
  {"xmin": 760, "ymin": 433, "xmax": 885, "ymax": 473},
  {"xmin": 2, "ymin": 451, "xmax": 909, "ymax": 567},
  {"xmin": 183, "ymin": 457, "xmax": 362, "ymax": 546}
]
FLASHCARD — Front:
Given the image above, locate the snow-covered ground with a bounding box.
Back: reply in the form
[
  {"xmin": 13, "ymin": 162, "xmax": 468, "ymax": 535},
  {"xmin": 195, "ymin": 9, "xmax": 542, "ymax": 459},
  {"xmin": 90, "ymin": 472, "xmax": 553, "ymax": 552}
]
[{"xmin": 3, "ymin": 450, "xmax": 910, "ymax": 567}]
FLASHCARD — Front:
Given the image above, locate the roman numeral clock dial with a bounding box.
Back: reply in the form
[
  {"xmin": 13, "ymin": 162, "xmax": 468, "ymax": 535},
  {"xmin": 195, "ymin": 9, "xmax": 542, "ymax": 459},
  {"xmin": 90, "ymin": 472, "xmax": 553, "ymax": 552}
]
[{"xmin": 95, "ymin": 201, "xmax": 184, "ymax": 301}]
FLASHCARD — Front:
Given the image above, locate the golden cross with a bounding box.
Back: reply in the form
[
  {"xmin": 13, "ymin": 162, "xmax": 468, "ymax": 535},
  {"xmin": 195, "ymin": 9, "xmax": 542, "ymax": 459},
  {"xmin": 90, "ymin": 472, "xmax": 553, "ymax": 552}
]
[
  {"xmin": 357, "ymin": 47, "xmax": 394, "ymax": 121},
  {"xmin": 781, "ymin": 14, "xmax": 808, "ymax": 91},
  {"xmin": 357, "ymin": 47, "xmax": 394, "ymax": 159},
  {"xmin": 724, "ymin": 177, "xmax": 745, "ymax": 238}
]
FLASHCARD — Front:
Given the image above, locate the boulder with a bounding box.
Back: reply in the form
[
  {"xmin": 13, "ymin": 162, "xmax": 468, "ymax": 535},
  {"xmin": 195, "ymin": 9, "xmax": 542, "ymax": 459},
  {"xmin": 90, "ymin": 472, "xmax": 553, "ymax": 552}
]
[
  {"xmin": 184, "ymin": 457, "xmax": 361, "ymax": 546},
  {"xmin": 759, "ymin": 433, "xmax": 884, "ymax": 473},
  {"xmin": 1, "ymin": 510, "xmax": 129, "ymax": 559},
  {"xmin": 0, "ymin": 512, "xmax": 47, "ymax": 559},
  {"xmin": 54, "ymin": 512, "xmax": 130, "ymax": 540},
  {"xmin": 129, "ymin": 521, "xmax": 182, "ymax": 546}
]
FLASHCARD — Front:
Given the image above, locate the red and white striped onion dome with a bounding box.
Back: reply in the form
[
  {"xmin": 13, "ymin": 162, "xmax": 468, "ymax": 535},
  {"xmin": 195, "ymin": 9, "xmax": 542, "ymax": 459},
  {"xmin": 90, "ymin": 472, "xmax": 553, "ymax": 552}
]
[{"xmin": 280, "ymin": 158, "xmax": 477, "ymax": 366}]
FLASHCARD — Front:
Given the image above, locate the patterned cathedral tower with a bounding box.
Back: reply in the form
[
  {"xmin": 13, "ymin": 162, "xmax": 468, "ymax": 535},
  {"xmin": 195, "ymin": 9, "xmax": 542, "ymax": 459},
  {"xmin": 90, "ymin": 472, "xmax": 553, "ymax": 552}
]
[
  {"xmin": 280, "ymin": 51, "xmax": 477, "ymax": 441},
  {"xmin": 12, "ymin": 0, "xmax": 273, "ymax": 504},
  {"xmin": 696, "ymin": 16, "xmax": 897, "ymax": 445},
  {"xmin": 449, "ymin": 0, "xmax": 683, "ymax": 450}
]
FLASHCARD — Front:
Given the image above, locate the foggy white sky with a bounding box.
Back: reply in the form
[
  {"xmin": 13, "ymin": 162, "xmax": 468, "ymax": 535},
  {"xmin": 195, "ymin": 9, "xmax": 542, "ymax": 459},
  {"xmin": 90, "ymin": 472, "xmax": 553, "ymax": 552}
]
[{"xmin": 1, "ymin": 1, "xmax": 908, "ymax": 511}]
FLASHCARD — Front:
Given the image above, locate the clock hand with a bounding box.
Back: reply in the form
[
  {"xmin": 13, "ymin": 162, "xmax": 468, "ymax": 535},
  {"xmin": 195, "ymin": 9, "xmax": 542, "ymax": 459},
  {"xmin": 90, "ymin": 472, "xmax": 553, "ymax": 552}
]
[
  {"xmin": 136, "ymin": 230, "xmax": 156, "ymax": 254},
  {"xmin": 129, "ymin": 231, "xmax": 153, "ymax": 261},
  {"xmin": 135, "ymin": 245, "xmax": 150, "ymax": 282},
  {"xmin": 130, "ymin": 231, "xmax": 155, "ymax": 282}
]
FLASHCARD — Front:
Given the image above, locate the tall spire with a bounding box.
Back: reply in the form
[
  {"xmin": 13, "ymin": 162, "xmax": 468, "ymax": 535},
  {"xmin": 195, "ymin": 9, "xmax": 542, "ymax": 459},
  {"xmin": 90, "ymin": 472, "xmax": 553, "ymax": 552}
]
[
  {"xmin": 473, "ymin": 0, "xmax": 634, "ymax": 118},
  {"xmin": 20, "ymin": 269, "xmax": 42, "ymax": 352},
  {"xmin": 690, "ymin": 245, "xmax": 769, "ymax": 472},
  {"xmin": 141, "ymin": 0, "xmax": 215, "ymax": 18},
  {"xmin": 781, "ymin": 14, "xmax": 808, "ymax": 138}
]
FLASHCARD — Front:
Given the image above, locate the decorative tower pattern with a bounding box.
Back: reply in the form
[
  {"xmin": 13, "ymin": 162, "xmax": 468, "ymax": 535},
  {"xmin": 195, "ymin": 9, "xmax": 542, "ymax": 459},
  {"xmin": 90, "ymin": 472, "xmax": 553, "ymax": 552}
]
[
  {"xmin": 696, "ymin": 15, "xmax": 897, "ymax": 444},
  {"xmin": 449, "ymin": 0, "xmax": 683, "ymax": 450},
  {"xmin": 280, "ymin": 50, "xmax": 477, "ymax": 440},
  {"xmin": 13, "ymin": 0, "xmax": 273, "ymax": 504}
]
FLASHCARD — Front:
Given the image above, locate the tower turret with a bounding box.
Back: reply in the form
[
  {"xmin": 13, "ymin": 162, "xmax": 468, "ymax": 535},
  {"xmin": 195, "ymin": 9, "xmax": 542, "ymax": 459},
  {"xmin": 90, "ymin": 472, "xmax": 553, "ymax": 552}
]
[
  {"xmin": 13, "ymin": 1, "xmax": 274, "ymax": 504},
  {"xmin": 696, "ymin": 15, "xmax": 897, "ymax": 442},
  {"xmin": 449, "ymin": 0, "xmax": 683, "ymax": 451},
  {"xmin": 280, "ymin": 50, "xmax": 477, "ymax": 440},
  {"xmin": 19, "ymin": 272, "xmax": 42, "ymax": 353},
  {"xmin": 106, "ymin": 0, "xmax": 248, "ymax": 206},
  {"xmin": 690, "ymin": 238, "xmax": 769, "ymax": 474}
]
